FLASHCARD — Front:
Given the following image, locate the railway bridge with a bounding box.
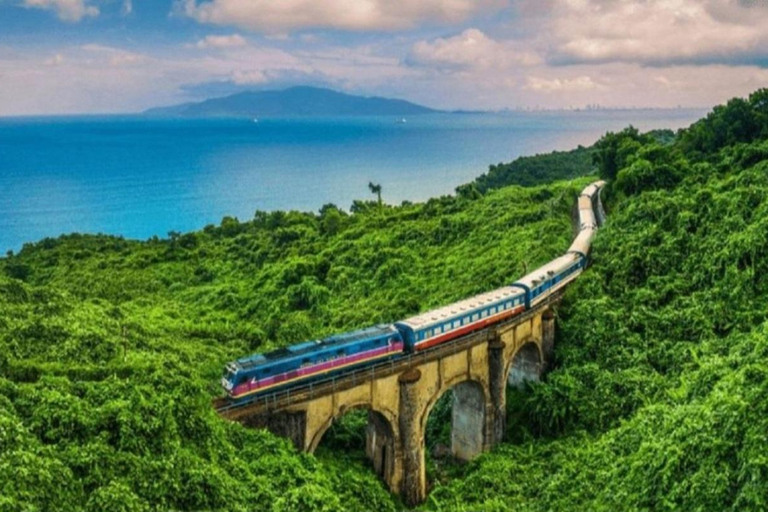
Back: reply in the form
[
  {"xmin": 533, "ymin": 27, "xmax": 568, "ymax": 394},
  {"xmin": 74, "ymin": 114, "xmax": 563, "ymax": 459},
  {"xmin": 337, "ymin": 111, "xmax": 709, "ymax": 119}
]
[{"xmin": 215, "ymin": 294, "xmax": 562, "ymax": 506}]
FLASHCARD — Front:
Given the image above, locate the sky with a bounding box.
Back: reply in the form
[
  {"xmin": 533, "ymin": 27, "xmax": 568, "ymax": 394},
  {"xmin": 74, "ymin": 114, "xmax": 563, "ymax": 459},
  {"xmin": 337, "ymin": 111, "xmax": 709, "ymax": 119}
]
[{"xmin": 1, "ymin": 0, "xmax": 768, "ymax": 115}]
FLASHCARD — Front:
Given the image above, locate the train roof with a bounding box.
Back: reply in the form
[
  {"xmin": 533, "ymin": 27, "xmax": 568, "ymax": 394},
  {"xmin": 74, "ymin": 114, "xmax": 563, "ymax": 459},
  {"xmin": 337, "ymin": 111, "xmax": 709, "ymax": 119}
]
[
  {"xmin": 567, "ymin": 228, "xmax": 595, "ymax": 256},
  {"xmin": 579, "ymin": 181, "xmax": 606, "ymax": 198},
  {"xmin": 513, "ymin": 253, "xmax": 580, "ymax": 289},
  {"xmin": 232, "ymin": 324, "xmax": 398, "ymax": 370},
  {"xmin": 397, "ymin": 285, "xmax": 523, "ymax": 330}
]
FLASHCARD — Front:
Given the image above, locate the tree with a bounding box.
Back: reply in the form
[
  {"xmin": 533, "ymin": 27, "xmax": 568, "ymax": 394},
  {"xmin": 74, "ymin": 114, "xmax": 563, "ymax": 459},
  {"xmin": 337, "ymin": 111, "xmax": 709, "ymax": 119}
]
[
  {"xmin": 368, "ymin": 182, "xmax": 383, "ymax": 209},
  {"xmin": 592, "ymin": 126, "xmax": 649, "ymax": 181}
]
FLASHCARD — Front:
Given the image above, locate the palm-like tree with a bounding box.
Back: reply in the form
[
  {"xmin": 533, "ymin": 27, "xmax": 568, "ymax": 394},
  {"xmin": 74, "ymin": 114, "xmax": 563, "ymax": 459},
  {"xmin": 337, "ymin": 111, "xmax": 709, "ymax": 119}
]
[{"xmin": 368, "ymin": 182, "xmax": 382, "ymax": 208}]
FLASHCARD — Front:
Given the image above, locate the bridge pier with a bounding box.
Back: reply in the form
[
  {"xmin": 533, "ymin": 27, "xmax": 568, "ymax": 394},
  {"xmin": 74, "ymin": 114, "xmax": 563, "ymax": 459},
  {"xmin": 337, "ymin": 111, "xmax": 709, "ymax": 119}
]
[
  {"xmin": 365, "ymin": 410, "xmax": 397, "ymax": 489},
  {"xmin": 398, "ymin": 368, "xmax": 426, "ymax": 507},
  {"xmin": 488, "ymin": 338, "xmax": 507, "ymax": 445},
  {"xmin": 451, "ymin": 381, "xmax": 487, "ymax": 460},
  {"xmin": 241, "ymin": 410, "xmax": 308, "ymax": 451},
  {"xmin": 541, "ymin": 310, "xmax": 556, "ymax": 370}
]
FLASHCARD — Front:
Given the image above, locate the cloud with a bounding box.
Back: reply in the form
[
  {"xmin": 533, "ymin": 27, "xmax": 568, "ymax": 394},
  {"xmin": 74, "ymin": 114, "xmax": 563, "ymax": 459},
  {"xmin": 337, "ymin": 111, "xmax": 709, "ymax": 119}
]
[
  {"xmin": 81, "ymin": 44, "xmax": 148, "ymax": 67},
  {"xmin": 408, "ymin": 28, "xmax": 540, "ymax": 70},
  {"xmin": 22, "ymin": 0, "xmax": 99, "ymax": 22},
  {"xmin": 524, "ymin": 75, "xmax": 602, "ymax": 92},
  {"xmin": 525, "ymin": 0, "xmax": 768, "ymax": 66},
  {"xmin": 43, "ymin": 53, "xmax": 65, "ymax": 66},
  {"xmin": 178, "ymin": 0, "xmax": 507, "ymax": 32},
  {"xmin": 121, "ymin": 0, "xmax": 132, "ymax": 16},
  {"xmin": 195, "ymin": 34, "xmax": 249, "ymax": 49}
]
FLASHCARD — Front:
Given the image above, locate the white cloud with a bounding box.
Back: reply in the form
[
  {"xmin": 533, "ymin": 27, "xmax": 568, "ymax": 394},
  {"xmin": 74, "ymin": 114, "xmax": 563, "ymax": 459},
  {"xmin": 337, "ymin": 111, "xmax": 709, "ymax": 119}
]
[
  {"xmin": 525, "ymin": 0, "xmax": 768, "ymax": 66},
  {"xmin": 195, "ymin": 34, "xmax": 249, "ymax": 49},
  {"xmin": 22, "ymin": 0, "xmax": 99, "ymax": 22},
  {"xmin": 121, "ymin": 0, "xmax": 132, "ymax": 16},
  {"xmin": 80, "ymin": 44, "xmax": 148, "ymax": 67},
  {"xmin": 230, "ymin": 69, "xmax": 267, "ymax": 84},
  {"xmin": 524, "ymin": 75, "xmax": 602, "ymax": 92},
  {"xmin": 178, "ymin": 0, "xmax": 506, "ymax": 32},
  {"xmin": 43, "ymin": 53, "xmax": 65, "ymax": 66},
  {"xmin": 409, "ymin": 28, "xmax": 540, "ymax": 70}
]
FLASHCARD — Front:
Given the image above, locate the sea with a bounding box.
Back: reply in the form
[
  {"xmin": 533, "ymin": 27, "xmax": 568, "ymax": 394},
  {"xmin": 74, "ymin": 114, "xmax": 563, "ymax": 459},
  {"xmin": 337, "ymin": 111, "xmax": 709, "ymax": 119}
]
[{"xmin": 0, "ymin": 109, "xmax": 706, "ymax": 253}]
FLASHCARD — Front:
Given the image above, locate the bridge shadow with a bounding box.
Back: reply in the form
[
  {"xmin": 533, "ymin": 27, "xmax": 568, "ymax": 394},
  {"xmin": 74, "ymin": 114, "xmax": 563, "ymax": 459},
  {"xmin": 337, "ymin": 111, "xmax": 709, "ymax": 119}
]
[{"xmin": 506, "ymin": 341, "xmax": 542, "ymax": 389}]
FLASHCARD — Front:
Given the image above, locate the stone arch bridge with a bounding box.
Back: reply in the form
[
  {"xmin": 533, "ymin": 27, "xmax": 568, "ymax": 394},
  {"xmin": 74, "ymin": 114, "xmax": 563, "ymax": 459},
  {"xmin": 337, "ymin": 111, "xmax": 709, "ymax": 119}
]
[{"xmin": 215, "ymin": 293, "xmax": 562, "ymax": 506}]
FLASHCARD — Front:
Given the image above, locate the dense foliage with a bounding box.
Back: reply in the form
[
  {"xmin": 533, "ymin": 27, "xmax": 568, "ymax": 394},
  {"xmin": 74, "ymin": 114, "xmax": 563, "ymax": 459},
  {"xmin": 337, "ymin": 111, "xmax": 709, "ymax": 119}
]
[
  {"xmin": 0, "ymin": 180, "xmax": 583, "ymax": 511},
  {"xmin": 429, "ymin": 89, "xmax": 768, "ymax": 511},
  {"xmin": 467, "ymin": 145, "xmax": 595, "ymax": 193},
  {"xmin": 5, "ymin": 89, "xmax": 768, "ymax": 512}
]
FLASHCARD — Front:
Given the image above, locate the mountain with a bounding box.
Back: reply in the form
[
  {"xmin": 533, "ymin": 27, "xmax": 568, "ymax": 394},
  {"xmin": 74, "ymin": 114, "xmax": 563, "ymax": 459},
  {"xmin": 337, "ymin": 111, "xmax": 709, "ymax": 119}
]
[{"xmin": 144, "ymin": 86, "xmax": 439, "ymax": 117}]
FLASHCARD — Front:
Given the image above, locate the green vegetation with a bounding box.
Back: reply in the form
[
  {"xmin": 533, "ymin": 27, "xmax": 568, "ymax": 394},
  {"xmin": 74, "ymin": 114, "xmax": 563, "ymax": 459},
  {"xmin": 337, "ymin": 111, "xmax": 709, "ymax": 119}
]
[
  {"xmin": 5, "ymin": 89, "xmax": 768, "ymax": 512},
  {"xmin": 0, "ymin": 178, "xmax": 584, "ymax": 511},
  {"xmin": 429, "ymin": 89, "xmax": 768, "ymax": 511},
  {"xmin": 468, "ymin": 144, "xmax": 595, "ymax": 192}
]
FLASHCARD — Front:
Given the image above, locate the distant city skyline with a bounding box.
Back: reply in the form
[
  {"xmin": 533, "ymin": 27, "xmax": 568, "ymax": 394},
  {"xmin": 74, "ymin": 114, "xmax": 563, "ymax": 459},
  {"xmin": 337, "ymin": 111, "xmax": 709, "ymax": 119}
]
[{"xmin": 2, "ymin": 0, "xmax": 768, "ymax": 116}]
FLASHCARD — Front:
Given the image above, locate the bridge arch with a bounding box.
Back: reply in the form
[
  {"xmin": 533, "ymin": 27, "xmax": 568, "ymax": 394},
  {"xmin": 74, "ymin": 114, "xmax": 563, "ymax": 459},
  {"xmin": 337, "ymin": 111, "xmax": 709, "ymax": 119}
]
[
  {"xmin": 307, "ymin": 402, "xmax": 399, "ymax": 488},
  {"xmin": 505, "ymin": 340, "xmax": 543, "ymax": 389},
  {"xmin": 421, "ymin": 376, "xmax": 490, "ymax": 461}
]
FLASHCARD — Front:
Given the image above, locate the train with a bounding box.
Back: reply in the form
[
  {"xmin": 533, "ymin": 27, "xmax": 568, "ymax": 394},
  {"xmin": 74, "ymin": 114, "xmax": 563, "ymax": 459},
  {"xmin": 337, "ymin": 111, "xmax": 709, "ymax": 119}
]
[{"xmin": 221, "ymin": 180, "xmax": 606, "ymax": 403}]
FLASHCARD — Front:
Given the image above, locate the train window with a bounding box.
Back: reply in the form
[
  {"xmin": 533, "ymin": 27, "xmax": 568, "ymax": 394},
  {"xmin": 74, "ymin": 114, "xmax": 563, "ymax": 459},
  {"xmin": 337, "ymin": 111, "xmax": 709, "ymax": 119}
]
[
  {"xmin": 481, "ymin": 310, "xmax": 487, "ymax": 318},
  {"xmin": 426, "ymin": 329, "xmax": 433, "ymax": 338},
  {"xmin": 490, "ymin": 307, "xmax": 496, "ymax": 314},
  {"xmin": 336, "ymin": 350, "xmax": 345, "ymax": 356},
  {"xmin": 472, "ymin": 313, "xmax": 478, "ymax": 321}
]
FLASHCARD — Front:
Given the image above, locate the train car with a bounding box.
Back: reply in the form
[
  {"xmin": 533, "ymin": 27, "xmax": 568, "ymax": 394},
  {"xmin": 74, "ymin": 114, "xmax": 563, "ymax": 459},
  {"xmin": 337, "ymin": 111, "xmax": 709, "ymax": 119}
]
[
  {"xmin": 512, "ymin": 253, "xmax": 585, "ymax": 308},
  {"xmin": 580, "ymin": 207, "xmax": 597, "ymax": 230},
  {"xmin": 222, "ymin": 325, "xmax": 404, "ymax": 400},
  {"xmin": 511, "ymin": 181, "xmax": 605, "ymax": 306},
  {"xmin": 395, "ymin": 286, "xmax": 527, "ymax": 352},
  {"xmin": 567, "ymin": 227, "xmax": 596, "ymax": 257}
]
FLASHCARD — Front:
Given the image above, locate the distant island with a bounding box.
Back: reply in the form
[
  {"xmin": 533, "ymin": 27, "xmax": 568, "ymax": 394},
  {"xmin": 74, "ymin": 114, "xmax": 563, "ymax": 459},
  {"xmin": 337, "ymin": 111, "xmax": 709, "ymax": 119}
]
[{"xmin": 144, "ymin": 86, "xmax": 439, "ymax": 118}]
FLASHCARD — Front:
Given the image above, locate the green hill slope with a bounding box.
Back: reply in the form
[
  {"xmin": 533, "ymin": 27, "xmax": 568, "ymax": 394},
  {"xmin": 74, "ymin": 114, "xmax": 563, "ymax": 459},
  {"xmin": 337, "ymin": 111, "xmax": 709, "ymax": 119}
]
[
  {"xmin": 5, "ymin": 89, "xmax": 768, "ymax": 512},
  {"xmin": 0, "ymin": 181, "xmax": 585, "ymax": 512},
  {"xmin": 430, "ymin": 90, "xmax": 768, "ymax": 511}
]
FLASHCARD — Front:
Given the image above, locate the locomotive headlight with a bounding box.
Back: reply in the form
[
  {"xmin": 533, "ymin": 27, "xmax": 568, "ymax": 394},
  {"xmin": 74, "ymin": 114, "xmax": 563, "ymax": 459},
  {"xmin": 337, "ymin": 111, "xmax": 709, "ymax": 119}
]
[{"xmin": 222, "ymin": 377, "xmax": 233, "ymax": 390}]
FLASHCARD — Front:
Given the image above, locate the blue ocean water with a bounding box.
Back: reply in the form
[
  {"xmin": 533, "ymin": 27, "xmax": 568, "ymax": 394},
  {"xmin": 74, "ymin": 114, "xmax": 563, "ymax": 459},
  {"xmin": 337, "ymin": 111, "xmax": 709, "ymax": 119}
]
[{"xmin": 0, "ymin": 110, "xmax": 705, "ymax": 252}]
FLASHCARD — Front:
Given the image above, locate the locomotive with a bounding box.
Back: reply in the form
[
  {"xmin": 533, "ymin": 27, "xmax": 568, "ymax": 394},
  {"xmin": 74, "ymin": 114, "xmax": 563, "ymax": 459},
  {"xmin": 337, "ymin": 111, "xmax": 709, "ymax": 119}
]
[{"xmin": 222, "ymin": 181, "xmax": 605, "ymax": 403}]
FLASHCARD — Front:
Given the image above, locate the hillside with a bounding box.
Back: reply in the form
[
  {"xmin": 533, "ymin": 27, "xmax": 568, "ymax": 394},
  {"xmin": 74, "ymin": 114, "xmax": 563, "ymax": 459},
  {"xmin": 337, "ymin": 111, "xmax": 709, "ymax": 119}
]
[
  {"xmin": 144, "ymin": 86, "xmax": 438, "ymax": 118},
  {"xmin": 0, "ymin": 180, "xmax": 583, "ymax": 511},
  {"xmin": 430, "ymin": 89, "xmax": 768, "ymax": 510},
  {"xmin": 3, "ymin": 89, "xmax": 768, "ymax": 512}
]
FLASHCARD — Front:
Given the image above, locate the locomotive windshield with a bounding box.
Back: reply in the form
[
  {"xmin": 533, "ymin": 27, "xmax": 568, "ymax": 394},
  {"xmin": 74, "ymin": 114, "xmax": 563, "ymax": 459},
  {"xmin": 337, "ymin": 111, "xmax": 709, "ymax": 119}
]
[{"xmin": 223, "ymin": 366, "xmax": 237, "ymax": 382}]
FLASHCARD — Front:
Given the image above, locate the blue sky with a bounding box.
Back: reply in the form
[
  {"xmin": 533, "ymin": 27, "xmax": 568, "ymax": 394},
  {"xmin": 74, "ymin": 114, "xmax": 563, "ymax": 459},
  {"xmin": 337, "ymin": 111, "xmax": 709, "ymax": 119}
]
[{"xmin": 2, "ymin": 0, "xmax": 768, "ymax": 115}]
